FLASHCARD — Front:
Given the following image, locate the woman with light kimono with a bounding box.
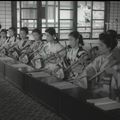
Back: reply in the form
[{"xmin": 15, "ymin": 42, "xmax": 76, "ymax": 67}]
[
  {"xmin": 0, "ymin": 29, "xmax": 8, "ymax": 47},
  {"xmin": 0, "ymin": 29, "xmax": 8, "ymax": 56},
  {"xmin": 34, "ymin": 27, "xmax": 65, "ymax": 80},
  {"xmin": 19, "ymin": 28, "xmax": 43, "ymax": 65},
  {"xmin": 29, "ymin": 29, "xmax": 45, "ymax": 68},
  {"xmin": 63, "ymin": 31, "xmax": 89, "ymax": 80},
  {"xmin": 0, "ymin": 27, "xmax": 17, "ymax": 56},
  {"xmin": 8, "ymin": 27, "xmax": 31, "ymax": 59},
  {"xmin": 3, "ymin": 27, "xmax": 17, "ymax": 49},
  {"xmin": 16, "ymin": 27, "xmax": 30, "ymax": 50},
  {"xmin": 74, "ymin": 31, "xmax": 120, "ymax": 98}
]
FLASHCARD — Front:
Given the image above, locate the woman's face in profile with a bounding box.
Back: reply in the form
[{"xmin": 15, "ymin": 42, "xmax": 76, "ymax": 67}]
[
  {"xmin": 32, "ymin": 32, "xmax": 40, "ymax": 41},
  {"xmin": 69, "ymin": 36, "xmax": 78, "ymax": 48},
  {"xmin": 8, "ymin": 29, "xmax": 14, "ymax": 37},
  {"xmin": 0, "ymin": 31, "xmax": 6, "ymax": 38},
  {"xmin": 20, "ymin": 30, "xmax": 27, "ymax": 39},
  {"xmin": 98, "ymin": 40, "xmax": 110, "ymax": 55},
  {"xmin": 45, "ymin": 32, "xmax": 54, "ymax": 42}
]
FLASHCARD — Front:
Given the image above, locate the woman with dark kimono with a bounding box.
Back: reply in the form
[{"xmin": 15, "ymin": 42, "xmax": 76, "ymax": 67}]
[
  {"xmin": 63, "ymin": 31, "xmax": 89, "ymax": 80},
  {"xmin": 75, "ymin": 31, "xmax": 120, "ymax": 98}
]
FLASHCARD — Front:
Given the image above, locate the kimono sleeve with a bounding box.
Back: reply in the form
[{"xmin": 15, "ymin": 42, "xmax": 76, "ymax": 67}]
[{"xmin": 85, "ymin": 56, "xmax": 103, "ymax": 81}]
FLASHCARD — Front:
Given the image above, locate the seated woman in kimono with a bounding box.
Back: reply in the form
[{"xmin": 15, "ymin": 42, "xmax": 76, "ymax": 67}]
[
  {"xmin": 33, "ymin": 27, "xmax": 65, "ymax": 80},
  {"xmin": 19, "ymin": 28, "xmax": 43, "ymax": 65},
  {"xmin": 29, "ymin": 29, "xmax": 45, "ymax": 68},
  {"xmin": 0, "ymin": 27, "xmax": 17, "ymax": 56},
  {"xmin": 107, "ymin": 29, "xmax": 118, "ymax": 42},
  {"xmin": 8, "ymin": 27, "xmax": 31, "ymax": 59},
  {"xmin": 63, "ymin": 31, "xmax": 89, "ymax": 80},
  {"xmin": 74, "ymin": 31, "xmax": 120, "ymax": 98},
  {"xmin": 0, "ymin": 29, "xmax": 8, "ymax": 56},
  {"xmin": 0, "ymin": 29, "xmax": 8, "ymax": 47}
]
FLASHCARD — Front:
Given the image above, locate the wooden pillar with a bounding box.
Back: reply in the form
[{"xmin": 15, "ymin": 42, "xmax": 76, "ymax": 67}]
[
  {"xmin": 11, "ymin": 1, "xmax": 17, "ymax": 30},
  {"xmin": 37, "ymin": 1, "xmax": 42, "ymax": 30},
  {"xmin": 104, "ymin": 1, "xmax": 110, "ymax": 32},
  {"xmin": 73, "ymin": 1, "xmax": 77, "ymax": 31}
]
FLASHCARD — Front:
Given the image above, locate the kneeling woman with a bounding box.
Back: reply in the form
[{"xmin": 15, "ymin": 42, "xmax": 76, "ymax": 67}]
[
  {"xmin": 75, "ymin": 31, "xmax": 120, "ymax": 98},
  {"xmin": 8, "ymin": 27, "xmax": 31, "ymax": 59},
  {"xmin": 0, "ymin": 29, "xmax": 8, "ymax": 56},
  {"xmin": 33, "ymin": 27, "xmax": 65, "ymax": 80},
  {"xmin": 0, "ymin": 27, "xmax": 17, "ymax": 56},
  {"xmin": 19, "ymin": 28, "xmax": 43, "ymax": 64},
  {"xmin": 63, "ymin": 31, "xmax": 89, "ymax": 80}
]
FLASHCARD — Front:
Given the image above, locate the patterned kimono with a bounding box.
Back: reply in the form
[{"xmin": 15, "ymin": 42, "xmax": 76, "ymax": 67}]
[
  {"xmin": 0, "ymin": 36, "xmax": 16, "ymax": 56},
  {"xmin": 0, "ymin": 37, "xmax": 7, "ymax": 47},
  {"xmin": 29, "ymin": 40, "xmax": 41, "ymax": 52},
  {"xmin": 30, "ymin": 41, "xmax": 45, "ymax": 69},
  {"xmin": 16, "ymin": 37, "xmax": 30, "ymax": 50},
  {"xmin": 76, "ymin": 52, "xmax": 120, "ymax": 98},
  {"xmin": 64, "ymin": 46, "xmax": 89, "ymax": 79},
  {"xmin": 0, "ymin": 37, "xmax": 8, "ymax": 56},
  {"xmin": 36, "ymin": 42, "xmax": 65, "ymax": 79},
  {"xmin": 9, "ymin": 37, "xmax": 31, "ymax": 59},
  {"xmin": 19, "ymin": 40, "xmax": 43, "ymax": 64},
  {"xmin": 3, "ymin": 36, "xmax": 16, "ymax": 49}
]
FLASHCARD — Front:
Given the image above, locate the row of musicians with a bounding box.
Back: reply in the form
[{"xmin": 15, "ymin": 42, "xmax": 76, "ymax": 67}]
[
  {"xmin": 0, "ymin": 27, "xmax": 89, "ymax": 79},
  {"xmin": 0, "ymin": 27, "xmax": 120, "ymax": 98}
]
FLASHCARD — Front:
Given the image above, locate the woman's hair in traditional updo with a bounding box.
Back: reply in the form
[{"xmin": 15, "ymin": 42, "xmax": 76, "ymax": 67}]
[
  {"xmin": 99, "ymin": 32, "xmax": 118, "ymax": 51},
  {"xmin": 0, "ymin": 29, "xmax": 7, "ymax": 34},
  {"xmin": 32, "ymin": 28, "xmax": 43, "ymax": 37},
  {"xmin": 20, "ymin": 27, "xmax": 29, "ymax": 34},
  {"xmin": 106, "ymin": 29, "xmax": 118, "ymax": 45},
  {"xmin": 8, "ymin": 27, "xmax": 17, "ymax": 37},
  {"xmin": 45, "ymin": 27, "xmax": 59, "ymax": 42},
  {"xmin": 69, "ymin": 31, "xmax": 84, "ymax": 46}
]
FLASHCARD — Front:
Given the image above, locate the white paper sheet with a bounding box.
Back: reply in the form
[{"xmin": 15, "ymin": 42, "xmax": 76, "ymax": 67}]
[
  {"xmin": 12, "ymin": 63, "xmax": 34, "ymax": 71},
  {"xmin": 49, "ymin": 81, "xmax": 79, "ymax": 89},
  {"xmin": 96, "ymin": 102, "xmax": 120, "ymax": 111},
  {"xmin": 12, "ymin": 63, "xmax": 30, "ymax": 68},
  {"xmin": 0, "ymin": 56, "xmax": 13, "ymax": 61},
  {"xmin": 28, "ymin": 71, "xmax": 51, "ymax": 77},
  {"xmin": 87, "ymin": 97, "xmax": 117, "ymax": 105}
]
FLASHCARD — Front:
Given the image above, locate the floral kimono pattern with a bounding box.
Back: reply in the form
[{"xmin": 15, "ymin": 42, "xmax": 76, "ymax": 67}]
[
  {"xmin": 19, "ymin": 40, "xmax": 43, "ymax": 64},
  {"xmin": 17, "ymin": 38, "xmax": 31, "ymax": 50},
  {"xmin": 0, "ymin": 37, "xmax": 7, "ymax": 47},
  {"xmin": 0, "ymin": 36, "xmax": 17, "ymax": 56},
  {"xmin": 64, "ymin": 46, "xmax": 89, "ymax": 79},
  {"xmin": 10, "ymin": 37, "xmax": 31, "ymax": 59},
  {"xmin": 3, "ymin": 36, "xmax": 16, "ymax": 49},
  {"xmin": 35, "ymin": 42, "xmax": 65, "ymax": 79},
  {"xmin": 76, "ymin": 53, "xmax": 120, "ymax": 98},
  {"xmin": 30, "ymin": 41, "xmax": 46, "ymax": 69}
]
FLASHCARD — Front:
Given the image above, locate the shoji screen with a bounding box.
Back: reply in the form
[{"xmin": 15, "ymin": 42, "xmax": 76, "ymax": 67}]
[
  {"xmin": 109, "ymin": 1, "xmax": 120, "ymax": 33},
  {"xmin": 0, "ymin": 1, "xmax": 12, "ymax": 29}
]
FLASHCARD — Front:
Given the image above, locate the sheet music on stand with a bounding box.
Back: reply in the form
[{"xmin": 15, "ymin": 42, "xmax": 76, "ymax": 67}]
[
  {"xmin": 49, "ymin": 81, "xmax": 79, "ymax": 90},
  {"xmin": 87, "ymin": 97, "xmax": 120, "ymax": 111}
]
